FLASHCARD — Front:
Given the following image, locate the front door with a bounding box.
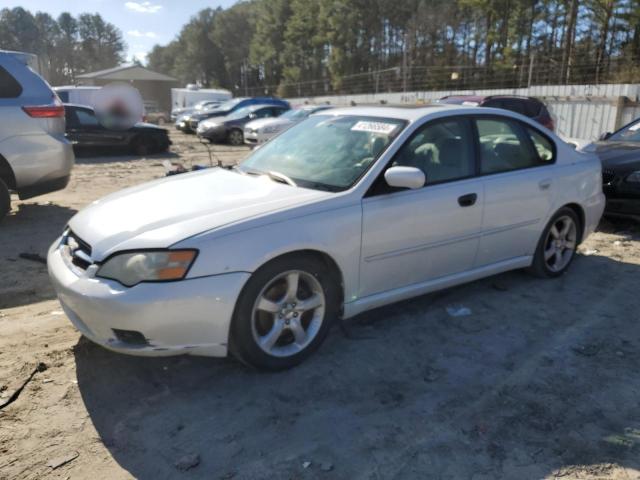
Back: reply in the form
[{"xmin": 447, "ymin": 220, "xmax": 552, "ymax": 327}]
[{"xmin": 360, "ymin": 117, "xmax": 484, "ymax": 297}]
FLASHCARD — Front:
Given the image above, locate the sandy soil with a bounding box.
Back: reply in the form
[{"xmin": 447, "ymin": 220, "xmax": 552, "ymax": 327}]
[{"xmin": 1, "ymin": 131, "xmax": 640, "ymax": 480}]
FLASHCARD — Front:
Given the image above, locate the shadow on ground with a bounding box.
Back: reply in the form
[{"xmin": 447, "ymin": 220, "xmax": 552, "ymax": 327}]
[
  {"xmin": 0, "ymin": 203, "xmax": 77, "ymax": 308},
  {"xmin": 75, "ymin": 253, "xmax": 640, "ymax": 479}
]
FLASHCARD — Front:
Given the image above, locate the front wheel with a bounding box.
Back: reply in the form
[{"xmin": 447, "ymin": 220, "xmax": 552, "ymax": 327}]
[
  {"xmin": 0, "ymin": 179, "xmax": 10, "ymax": 222},
  {"xmin": 230, "ymin": 256, "xmax": 340, "ymax": 370},
  {"xmin": 228, "ymin": 129, "xmax": 244, "ymax": 146},
  {"xmin": 529, "ymin": 207, "xmax": 580, "ymax": 278}
]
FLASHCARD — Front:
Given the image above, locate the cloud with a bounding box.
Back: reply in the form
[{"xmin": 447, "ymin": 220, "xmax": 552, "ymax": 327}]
[
  {"xmin": 128, "ymin": 30, "xmax": 158, "ymax": 38},
  {"xmin": 124, "ymin": 1, "xmax": 162, "ymax": 13}
]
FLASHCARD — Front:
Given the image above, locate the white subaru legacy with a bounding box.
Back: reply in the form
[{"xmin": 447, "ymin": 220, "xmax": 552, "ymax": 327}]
[{"xmin": 48, "ymin": 106, "xmax": 605, "ymax": 370}]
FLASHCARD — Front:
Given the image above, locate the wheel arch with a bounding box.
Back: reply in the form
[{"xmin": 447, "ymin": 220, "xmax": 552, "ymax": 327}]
[
  {"xmin": 0, "ymin": 153, "xmax": 17, "ymax": 190},
  {"xmin": 248, "ymin": 249, "xmax": 345, "ymax": 311},
  {"xmin": 562, "ymin": 202, "xmax": 585, "ymax": 244}
]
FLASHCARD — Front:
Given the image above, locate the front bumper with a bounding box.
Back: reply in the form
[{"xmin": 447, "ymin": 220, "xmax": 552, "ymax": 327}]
[
  {"xmin": 243, "ymin": 129, "xmax": 274, "ymax": 146},
  {"xmin": 47, "ymin": 240, "xmax": 250, "ymax": 357},
  {"xmin": 197, "ymin": 126, "xmax": 227, "ymax": 142}
]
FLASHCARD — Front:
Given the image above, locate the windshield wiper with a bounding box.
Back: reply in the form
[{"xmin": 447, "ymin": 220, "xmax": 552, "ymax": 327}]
[{"xmin": 266, "ymin": 170, "xmax": 297, "ymax": 187}]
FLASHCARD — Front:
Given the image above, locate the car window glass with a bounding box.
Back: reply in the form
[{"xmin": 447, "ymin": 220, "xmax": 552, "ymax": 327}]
[
  {"xmin": 500, "ymin": 99, "xmax": 526, "ymax": 115},
  {"xmin": 76, "ymin": 109, "xmax": 100, "ymax": 127},
  {"xmin": 0, "ymin": 65, "xmax": 22, "ymax": 98},
  {"xmin": 392, "ymin": 118, "xmax": 474, "ymax": 185},
  {"xmin": 255, "ymin": 108, "xmax": 273, "ymax": 118},
  {"xmin": 476, "ymin": 118, "xmax": 540, "ymax": 173},
  {"xmin": 524, "ymin": 100, "xmax": 542, "ymax": 117},
  {"xmin": 57, "ymin": 91, "xmax": 69, "ymax": 103},
  {"xmin": 482, "ymin": 99, "xmax": 502, "ymax": 108},
  {"xmin": 527, "ymin": 128, "xmax": 555, "ymax": 162}
]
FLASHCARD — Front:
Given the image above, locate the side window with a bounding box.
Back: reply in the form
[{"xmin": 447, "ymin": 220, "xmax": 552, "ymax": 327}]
[
  {"xmin": 0, "ymin": 66, "xmax": 23, "ymax": 98},
  {"xmin": 527, "ymin": 127, "xmax": 555, "ymax": 163},
  {"xmin": 500, "ymin": 99, "xmax": 526, "ymax": 115},
  {"xmin": 524, "ymin": 100, "xmax": 542, "ymax": 117},
  {"xmin": 476, "ymin": 118, "xmax": 542, "ymax": 174},
  {"xmin": 64, "ymin": 108, "xmax": 78, "ymax": 127},
  {"xmin": 57, "ymin": 91, "xmax": 69, "ymax": 103},
  {"xmin": 392, "ymin": 118, "xmax": 475, "ymax": 185},
  {"xmin": 75, "ymin": 109, "xmax": 100, "ymax": 127},
  {"xmin": 255, "ymin": 108, "xmax": 273, "ymax": 118}
]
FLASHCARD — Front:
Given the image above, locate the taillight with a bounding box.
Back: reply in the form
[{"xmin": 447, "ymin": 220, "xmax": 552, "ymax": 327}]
[
  {"xmin": 22, "ymin": 95, "xmax": 65, "ymax": 118},
  {"xmin": 22, "ymin": 104, "xmax": 65, "ymax": 118}
]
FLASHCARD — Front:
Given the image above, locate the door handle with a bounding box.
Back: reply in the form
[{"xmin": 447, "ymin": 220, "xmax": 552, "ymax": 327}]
[
  {"xmin": 539, "ymin": 179, "xmax": 552, "ymax": 190},
  {"xmin": 458, "ymin": 193, "xmax": 477, "ymax": 207}
]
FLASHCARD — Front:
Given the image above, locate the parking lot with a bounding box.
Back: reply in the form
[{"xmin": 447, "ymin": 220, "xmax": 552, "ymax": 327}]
[{"xmin": 1, "ymin": 130, "xmax": 640, "ymax": 479}]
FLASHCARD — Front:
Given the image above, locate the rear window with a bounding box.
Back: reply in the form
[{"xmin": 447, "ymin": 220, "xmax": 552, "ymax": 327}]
[
  {"xmin": 524, "ymin": 100, "xmax": 543, "ymax": 117},
  {"xmin": 0, "ymin": 66, "xmax": 23, "ymax": 98}
]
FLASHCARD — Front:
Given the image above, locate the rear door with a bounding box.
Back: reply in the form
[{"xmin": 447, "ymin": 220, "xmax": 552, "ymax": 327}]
[
  {"xmin": 474, "ymin": 116, "xmax": 557, "ymax": 267},
  {"xmin": 360, "ymin": 116, "xmax": 484, "ymax": 297}
]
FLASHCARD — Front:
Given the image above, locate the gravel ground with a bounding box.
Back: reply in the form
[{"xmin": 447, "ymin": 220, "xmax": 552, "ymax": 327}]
[{"xmin": 1, "ymin": 131, "xmax": 639, "ymax": 480}]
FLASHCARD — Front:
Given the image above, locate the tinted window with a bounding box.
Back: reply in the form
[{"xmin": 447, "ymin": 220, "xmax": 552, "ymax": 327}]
[
  {"xmin": 524, "ymin": 100, "xmax": 543, "ymax": 117},
  {"xmin": 76, "ymin": 109, "xmax": 100, "ymax": 127},
  {"xmin": 0, "ymin": 66, "xmax": 22, "ymax": 98},
  {"xmin": 527, "ymin": 127, "xmax": 555, "ymax": 162},
  {"xmin": 499, "ymin": 99, "xmax": 526, "ymax": 115},
  {"xmin": 57, "ymin": 91, "xmax": 69, "ymax": 103},
  {"xmin": 392, "ymin": 118, "xmax": 475, "ymax": 184},
  {"xmin": 476, "ymin": 118, "xmax": 541, "ymax": 174}
]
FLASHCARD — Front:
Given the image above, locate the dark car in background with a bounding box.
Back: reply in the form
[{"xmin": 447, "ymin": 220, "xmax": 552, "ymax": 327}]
[
  {"xmin": 180, "ymin": 97, "xmax": 290, "ymax": 133},
  {"xmin": 196, "ymin": 104, "xmax": 290, "ymax": 145},
  {"xmin": 64, "ymin": 104, "xmax": 171, "ymax": 156},
  {"xmin": 438, "ymin": 95, "xmax": 555, "ymax": 131},
  {"xmin": 582, "ymin": 117, "xmax": 640, "ymax": 220}
]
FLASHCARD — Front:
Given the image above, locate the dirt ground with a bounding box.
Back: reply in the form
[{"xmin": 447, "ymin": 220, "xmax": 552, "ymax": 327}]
[{"xmin": 1, "ymin": 130, "xmax": 640, "ymax": 480}]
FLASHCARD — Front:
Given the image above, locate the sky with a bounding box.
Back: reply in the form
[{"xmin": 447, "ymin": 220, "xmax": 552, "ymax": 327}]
[{"xmin": 1, "ymin": 0, "xmax": 238, "ymax": 63}]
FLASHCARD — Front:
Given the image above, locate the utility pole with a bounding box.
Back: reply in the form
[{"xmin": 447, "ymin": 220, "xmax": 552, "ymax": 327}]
[
  {"xmin": 402, "ymin": 32, "xmax": 408, "ymax": 93},
  {"xmin": 527, "ymin": 52, "xmax": 535, "ymax": 89}
]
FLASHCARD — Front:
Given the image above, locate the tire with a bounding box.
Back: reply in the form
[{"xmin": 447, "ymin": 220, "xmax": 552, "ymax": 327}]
[
  {"xmin": 228, "ymin": 129, "xmax": 244, "ymax": 146},
  {"xmin": 131, "ymin": 137, "xmax": 151, "ymax": 156},
  {"xmin": 0, "ymin": 178, "xmax": 10, "ymax": 222},
  {"xmin": 229, "ymin": 255, "xmax": 340, "ymax": 370},
  {"xmin": 529, "ymin": 207, "xmax": 580, "ymax": 278}
]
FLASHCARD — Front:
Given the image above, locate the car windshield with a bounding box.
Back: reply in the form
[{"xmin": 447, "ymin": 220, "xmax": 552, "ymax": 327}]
[
  {"xmin": 216, "ymin": 98, "xmax": 243, "ymax": 111},
  {"xmin": 280, "ymin": 109, "xmax": 313, "ymax": 121},
  {"xmin": 226, "ymin": 106, "xmax": 253, "ymax": 121},
  {"xmin": 609, "ymin": 119, "xmax": 640, "ymax": 142},
  {"xmin": 238, "ymin": 115, "xmax": 405, "ymax": 191}
]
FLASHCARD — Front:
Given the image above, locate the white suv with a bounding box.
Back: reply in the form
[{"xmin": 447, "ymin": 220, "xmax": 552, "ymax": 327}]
[{"xmin": 0, "ymin": 50, "xmax": 74, "ymax": 220}]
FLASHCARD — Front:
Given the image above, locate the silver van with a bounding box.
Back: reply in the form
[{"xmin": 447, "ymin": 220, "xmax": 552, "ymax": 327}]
[{"xmin": 0, "ymin": 50, "xmax": 74, "ymax": 220}]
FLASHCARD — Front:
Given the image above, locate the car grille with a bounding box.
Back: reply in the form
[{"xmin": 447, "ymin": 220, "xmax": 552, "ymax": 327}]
[
  {"xmin": 602, "ymin": 168, "xmax": 616, "ymax": 185},
  {"xmin": 65, "ymin": 230, "xmax": 93, "ymax": 270}
]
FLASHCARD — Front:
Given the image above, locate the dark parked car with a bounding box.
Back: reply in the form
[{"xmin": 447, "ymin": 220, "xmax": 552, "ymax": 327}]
[
  {"xmin": 438, "ymin": 95, "xmax": 555, "ymax": 131},
  {"xmin": 583, "ymin": 118, "xmax": 640, "ymax": 220},
  {"xmin": 65, "ymin": 104, "xmax": 171, "ymax": 156},
  {"xmin": 196, "ymin": 104, "xmax": 289, "ymax": 145},
  {"xmin": 182, "ymin": 97, "xmax": 290, "ymax": 133}
]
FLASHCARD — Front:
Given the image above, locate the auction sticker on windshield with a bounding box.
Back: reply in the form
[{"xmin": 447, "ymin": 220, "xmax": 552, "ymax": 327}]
[{"xmin": 351, "ymin": 121, "xmax": 398, "ymax": 135}]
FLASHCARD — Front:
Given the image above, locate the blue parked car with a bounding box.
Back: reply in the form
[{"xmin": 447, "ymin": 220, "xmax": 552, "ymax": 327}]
[{"xmin": 179, "ymin": 97, "xmax": 290, "ymax": 133}]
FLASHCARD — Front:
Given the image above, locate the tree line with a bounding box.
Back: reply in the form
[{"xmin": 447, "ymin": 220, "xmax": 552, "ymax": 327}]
[
  {"xmin": 0, "ymin": 7, "xmax": 125, "ymax": 85},
  {"xmin": 147, "ymin": 0, "xmax": 640, "ymax": 96}
]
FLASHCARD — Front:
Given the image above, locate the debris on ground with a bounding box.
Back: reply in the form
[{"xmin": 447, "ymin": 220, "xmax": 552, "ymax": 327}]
[
  {"xmin": 320, "ymin": 462, "xmax": 334, "ymax": 472},
  {"xmin": 47, "ymin": 451, "xmax": 79, "ymax": 470},
  {"xmin": 572, "ymin": 344, "xmax": 601, "ymax": 357},
  {"xmin": 18, "ymin": 252, "xmax": 47, "ymax": 264},
  {"xmin": 175, "ymin": 453, "xmax": 200, "ymax": 471},
  {"xmin": 581, "ymin": 249, "xmax": 599, "ymax": 256},
  {"xmin": 302, "ymin": 461, "xmax": 311, "ymax": 469},
  {"xmin": 446, "ymin": 304, "xmax": 472, "ymax": 317}
]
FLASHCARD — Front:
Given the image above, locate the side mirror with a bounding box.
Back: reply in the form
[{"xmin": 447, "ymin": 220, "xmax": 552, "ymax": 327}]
[
  {"xmin": 249, "ymin": 113, "xmax": 257, "ymax": 119},
  {"xmin": 599, "ymin": 132, "xmax": 612, "ymax": 141},
  {"xmin": 384, "ymin": 166, "xmax": 425, "ymax": 189}
]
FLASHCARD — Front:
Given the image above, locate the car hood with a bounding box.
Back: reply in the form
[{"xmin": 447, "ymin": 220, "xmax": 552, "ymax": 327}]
[
  {"xmin": 245, "ymin": 117, "xmax": 292, "ymax": 131},
  {"xmin": 68, "ymin": 168, "xmax": 332, "ymax": 261},
  {"xmin": 583, "ymin": 141, "xmax": 640, "ymax": 169}
]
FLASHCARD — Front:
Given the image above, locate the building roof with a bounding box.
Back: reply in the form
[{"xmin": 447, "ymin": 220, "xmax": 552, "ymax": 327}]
[{"xmin": 76, "ymin": 65, "xmax": 177, "ymax": 82}]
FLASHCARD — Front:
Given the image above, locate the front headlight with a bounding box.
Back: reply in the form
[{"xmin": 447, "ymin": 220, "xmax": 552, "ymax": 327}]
[
  {"xmin": 97, "ymin": 250, "xmax": 198, "ymax": 287},
  {"xmin": 625, "ymin": 171, "xmax": 640, "ymax": 183}
]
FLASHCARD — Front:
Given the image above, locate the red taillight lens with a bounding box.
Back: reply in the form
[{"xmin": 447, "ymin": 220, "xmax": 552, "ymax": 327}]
[{"xmin": 22, "ymin": 104, "xmax": 65, "ymax": 118}]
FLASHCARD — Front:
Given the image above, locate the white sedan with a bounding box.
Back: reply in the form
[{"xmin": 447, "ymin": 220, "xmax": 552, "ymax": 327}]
[
  {"xmin": 243, "ymin": 104, "xmax": 333, "ymax": 146},
  {"xmin": 48, "ymin": 106, "xmax": 605, "ymax": 370}
]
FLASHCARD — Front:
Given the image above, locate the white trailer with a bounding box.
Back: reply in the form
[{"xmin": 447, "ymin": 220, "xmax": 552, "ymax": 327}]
[{"xmin": 171, "ymin": 86, "xmax": 232, "ymax": 113}]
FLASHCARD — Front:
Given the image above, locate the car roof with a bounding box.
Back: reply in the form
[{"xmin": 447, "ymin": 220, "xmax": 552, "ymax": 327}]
[
  {"xmin": 440, "ymin": 94, "xmax": 538, "ymax": 103},
  {"xmin": 314, "ymin": 104, "xmax": 469, "ymax": 122}
]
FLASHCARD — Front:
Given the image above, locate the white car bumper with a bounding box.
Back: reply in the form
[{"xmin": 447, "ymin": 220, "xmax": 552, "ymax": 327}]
[
  {"xmin": 244, "ymin": 129, "xmax": 274, "ymax": 146},
  {"xmin": 47, "ymin": 239, "xmax": 249, "ymax": 357}
]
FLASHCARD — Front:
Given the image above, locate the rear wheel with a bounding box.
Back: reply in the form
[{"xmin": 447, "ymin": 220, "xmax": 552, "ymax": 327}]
[
  {"xmin": 230, "ymin": 255, "xmax": 340, "ymax": 370},
  {"xmin": 0, "ymin": 179, "xmax": 9, "ymax": 221},
  {"xmin": 228, "ymin": 129, "xmax": 244, "ymax": 146},
  {"xmin": 529, "ymin": 207, "xmax": 580, "ymax": 277},
  {"xmin": 131, "ymin": 136, "xmax": 152, "ymax": 156}
]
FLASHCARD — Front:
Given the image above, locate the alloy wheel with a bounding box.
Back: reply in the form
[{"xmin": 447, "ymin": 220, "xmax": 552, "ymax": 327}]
[
  {"xmin": 229, "ymin": 130, "xmax": 243, "ymax": 146},
  {"xmin": 543, "ymin": 215, "xmax": 577, "ymax": 273},
  {"xmin": 251, "ymin": 270, "xmax": 325, "ymax": 358}
]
